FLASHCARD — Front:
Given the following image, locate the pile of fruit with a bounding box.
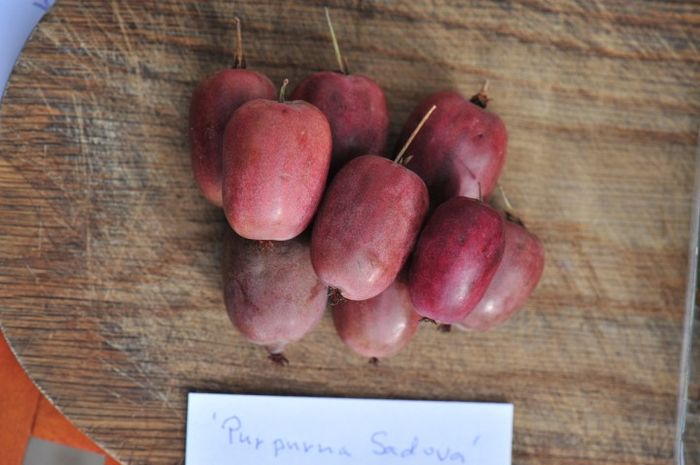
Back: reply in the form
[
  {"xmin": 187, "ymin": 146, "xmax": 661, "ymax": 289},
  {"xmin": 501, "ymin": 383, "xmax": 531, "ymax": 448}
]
[{"xmin": 189, "ymin": 11, "xmax": 544, "ymax": 365}]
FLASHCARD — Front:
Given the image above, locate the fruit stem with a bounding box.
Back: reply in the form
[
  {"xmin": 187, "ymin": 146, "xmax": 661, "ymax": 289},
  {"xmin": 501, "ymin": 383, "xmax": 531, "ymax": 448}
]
[
  {"xmin": 394, "ymin": 105, "xmax": 437, "ymax": 164},
  {"xmin": 497, "ymin": 184, "xmax": 514, "ymax": 211},
  {"xmin": 498, "ymin": 184, "xmax": 526, "ymax": 227},
  {"xmin": 233, "ymin": 17, "xmax": 246, "ymax": 69},
  {"xmin": 325, "ymin": 7, "xmax": 348, "ymax": 74},
  {"xmin": 369, "ymin": 357, "xmax": 379, "ymax": 366},
  {"xmin": 279, "ymin": 78, "xmax": 289, "ymax": 103},
  {"xmin": 469, "ymin": 80, "xmax": 490, "ymax": 109},
  {"xmin": 328, "ymin": 287, "xmax": 346, "ymax": 306},
  {"xmin": 505, "ymin": 211, "xmax": 526, "ymax": 228},
  {"xmin": 268, "ymin": 353, "xmax": 289, "ymax": 366},
  {"xmin": 257, "ymin": 240, "xmax": 275, "ymax": 252}
]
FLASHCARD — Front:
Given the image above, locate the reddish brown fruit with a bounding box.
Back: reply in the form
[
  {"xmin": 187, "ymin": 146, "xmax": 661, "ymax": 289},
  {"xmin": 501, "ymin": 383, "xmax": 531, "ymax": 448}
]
[
  {"xmin": 291, "ymin": 71, "xmax": 389, "ymax": 175},
  {"xmin": 409, "ymin": 196, "xmax": 506, "ymax": 324},
  {"xmin": 222, "ymin": 228, "xmax": 327, "ymax": 359},
  {"xmin": 222, "ymin": 80, "xmax": 332, "ymax": 240},
  {"xmin": 333, "ymin": 277, "xmax": 421, "ymax": 360},
  {"xmin": 311, "ymin": 107, "xmax": 435, "ymax": 301},
  {"xmin": 311, "ymin": 155, "xmax": 429, "ymax": 300},
  {"xmin": 290, "ymin": 9, "xmax": 389, "ymax": 175},
  {"xmin": 396, "ymin": 87, "xmax": 507, "ymax": 204},
  {"xmin": 189, "ymin": 18, "xmax": 275, "ymax": 206},
  {"xmin": 457, "ymin": 217, "xmax": 545, "ymax": 331}
]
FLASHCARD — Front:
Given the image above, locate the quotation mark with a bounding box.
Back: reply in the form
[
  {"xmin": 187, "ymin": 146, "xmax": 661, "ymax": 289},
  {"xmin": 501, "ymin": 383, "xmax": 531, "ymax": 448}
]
[{"xmin": 33, "ymin": 0, "xmax": 53, "ymax": 12}]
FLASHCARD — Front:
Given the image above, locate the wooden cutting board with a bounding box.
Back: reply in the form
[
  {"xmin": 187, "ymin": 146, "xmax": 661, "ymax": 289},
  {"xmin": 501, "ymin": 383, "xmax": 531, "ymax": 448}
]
[{"xmin": 1, "ymin": 1, "xmax": 698, "ymax": 464}]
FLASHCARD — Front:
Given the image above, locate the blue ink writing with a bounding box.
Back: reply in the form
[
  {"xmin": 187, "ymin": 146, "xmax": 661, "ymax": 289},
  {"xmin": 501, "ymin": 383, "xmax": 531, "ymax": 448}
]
[
  {"xmin": 273, "ymin": 439, "xmax": 284, "ymax": 457},
  {"xmin": 319, "ymin": 444, "xmax": 333, "ymax": 454},
  {"xmin": 33, "ymin": 0, "xmax": 53, "ymax": 12},
  {"xmin": 221, "ymin": 415, "xmax": 242, "ymax": 445},
  {"xmin": 286, "ymin": 441, "xmax": 300, "ymax": 452},
  {"xmin": 370, "ymin": 431, "xmax": 466, "ymax": 464},
  {"xmin": 221, "ymin": 415, "xmax": 265, "ymax": 450},
  {"xmin": 218, "ymin": 415, "xmax": 352, "ymax": 459}
]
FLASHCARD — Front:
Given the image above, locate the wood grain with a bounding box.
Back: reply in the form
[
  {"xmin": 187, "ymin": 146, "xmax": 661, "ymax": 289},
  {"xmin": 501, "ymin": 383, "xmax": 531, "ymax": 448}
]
[{"xmin": 0, "ymin": 1, "xmax": 698, "ymax": 464}]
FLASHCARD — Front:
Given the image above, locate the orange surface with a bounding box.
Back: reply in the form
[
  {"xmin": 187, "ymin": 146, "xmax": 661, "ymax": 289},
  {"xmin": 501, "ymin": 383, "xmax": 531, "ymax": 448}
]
[{"xmin": 0, "ymin": 330, "xmax": 120, "ymax": 465}]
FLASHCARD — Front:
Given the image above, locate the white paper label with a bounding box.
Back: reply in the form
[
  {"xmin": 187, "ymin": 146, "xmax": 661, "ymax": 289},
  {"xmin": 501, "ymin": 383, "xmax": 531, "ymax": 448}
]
[{"xmin": 186, "ymin": 393, "xmax": 513, "ymax": 465}]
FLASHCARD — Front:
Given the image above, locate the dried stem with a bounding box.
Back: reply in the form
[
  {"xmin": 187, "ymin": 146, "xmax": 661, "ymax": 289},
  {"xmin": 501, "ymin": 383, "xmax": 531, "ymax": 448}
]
[
  {"xmin": 325, "ymin": 7, "xmax": 348, "ymax": 74},
  {"xmin": 233, "ymin": 17, "xmax": 246, "ymax": 69},
  {"xmin": 498, "ymin": 184, "xmax": 514, "ymax": 211},
  {"xmin": 268, "ymin": 353, "xmax": 289, "ymax": 366},
  {"xmin": 279, "ymin": 78, "xmax": 289, "ymax": 103},
  {"xmin": 328, "ymin": 288, "xmax": 346, "ymax": 306},
  {"xmin": 256, "ymin": 240, "xmax": 275, "ymax": 252},
  {"xmin": 498, "ymin": 185, "xmax": 526, "ymax": 227},
  {"xmin": 469, "ymin": 80, "xmax": 490, "ymax": 108},
  {"xmin": 394, "ymin": 105, "xmax": 437, "ymax": 164}
]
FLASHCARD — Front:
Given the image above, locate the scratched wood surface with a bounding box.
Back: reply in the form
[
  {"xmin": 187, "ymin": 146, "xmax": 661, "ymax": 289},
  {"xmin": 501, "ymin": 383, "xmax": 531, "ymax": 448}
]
[{"xmin": 0, "ymin": 1, "xmax": 698, "ymax": 464}]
